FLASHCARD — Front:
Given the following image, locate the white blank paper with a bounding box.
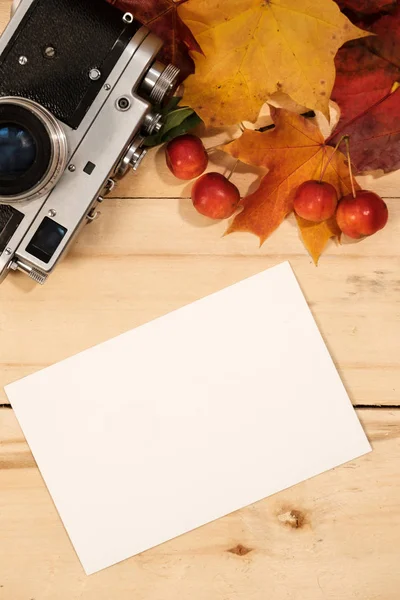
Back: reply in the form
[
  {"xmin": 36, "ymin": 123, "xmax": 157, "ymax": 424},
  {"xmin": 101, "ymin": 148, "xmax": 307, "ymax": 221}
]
[{"xmin": 6, "ymin": 262, "xmax": 371, "ymax": 574}]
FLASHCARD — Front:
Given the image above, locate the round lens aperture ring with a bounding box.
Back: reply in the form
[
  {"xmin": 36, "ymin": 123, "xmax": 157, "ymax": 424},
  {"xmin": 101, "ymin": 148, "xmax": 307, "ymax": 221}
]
[{"xmin": 0, "ymin": 97, "xmax": 68, "ymax": 204}]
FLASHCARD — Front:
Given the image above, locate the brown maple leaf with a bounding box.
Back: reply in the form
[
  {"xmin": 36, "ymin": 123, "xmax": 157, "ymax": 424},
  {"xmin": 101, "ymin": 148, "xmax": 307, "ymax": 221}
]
[
  {"xmin": 329, "ymin": 6, "xmax": 400, "ymax": 173},
  {"xmin": 108, "ymin": 0, "xmax": 201, "ymax": 82},
  {"xmin": 222, "ymin": 109, "xmax": 359, "ymax": 263}
]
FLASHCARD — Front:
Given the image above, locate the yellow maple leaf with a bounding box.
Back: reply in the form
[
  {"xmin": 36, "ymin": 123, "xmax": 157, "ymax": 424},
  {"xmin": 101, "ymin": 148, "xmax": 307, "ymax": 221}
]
[
  {"xmin": 179, "ymin": 0, "xmax": 369, "ymax": 126},
  {"xmin": 295, "ymin": 215, "xmax": 342, "ymax": 265}
]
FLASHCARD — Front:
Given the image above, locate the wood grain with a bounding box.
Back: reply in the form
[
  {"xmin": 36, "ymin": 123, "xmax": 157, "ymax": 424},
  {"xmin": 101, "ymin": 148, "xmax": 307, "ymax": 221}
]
[
  {"xmin": 1, "ymin": 408, "xmax": 400, "ymax": 600},
  {"xmin": 0, "ymin": 4, "xmax": 399, "ymax": 408},
  {"xmin": 0, "ymin": 6, "xmax": 399, "ymax": 408},
  {"xmin": 0, "ymin": 199, "xmax": 399, "ymax": 406}
]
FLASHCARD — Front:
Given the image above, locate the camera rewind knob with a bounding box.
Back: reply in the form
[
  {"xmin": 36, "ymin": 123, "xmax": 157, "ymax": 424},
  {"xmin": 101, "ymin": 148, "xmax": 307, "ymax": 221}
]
[{"xmin": 9, "ymin": 259, "xmax": 47, "ymax": 285}]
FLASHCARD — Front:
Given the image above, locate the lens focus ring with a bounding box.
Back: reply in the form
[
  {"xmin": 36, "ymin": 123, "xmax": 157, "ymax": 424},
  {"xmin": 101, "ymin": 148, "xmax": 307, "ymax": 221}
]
[
  {"xmin": 0, "ymin": 97, "xmax": 68, "ymax": 204},
  {"xmin": 149, "ymin": 64, "xmax": 180, "ymax": 105}
]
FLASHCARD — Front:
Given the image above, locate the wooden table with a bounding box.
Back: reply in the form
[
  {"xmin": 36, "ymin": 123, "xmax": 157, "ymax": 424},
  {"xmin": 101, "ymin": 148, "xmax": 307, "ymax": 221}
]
[{"xmin": 1, "ymin": 3, "xmax": 400, "ymax": 598}]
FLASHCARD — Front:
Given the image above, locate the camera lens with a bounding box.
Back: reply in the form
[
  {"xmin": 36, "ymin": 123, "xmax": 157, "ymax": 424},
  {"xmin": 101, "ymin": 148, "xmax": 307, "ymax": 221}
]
[
  {"xmin": 0, "ymin": 124, "xmax": 37, "ymax": 179},
  {"xmin": 0, "ymin": 105, "xmax": 51, "ymax": 199},
  {"xmin": 0, "ymin": 97, "xmax": 68, "ymax": 204}
]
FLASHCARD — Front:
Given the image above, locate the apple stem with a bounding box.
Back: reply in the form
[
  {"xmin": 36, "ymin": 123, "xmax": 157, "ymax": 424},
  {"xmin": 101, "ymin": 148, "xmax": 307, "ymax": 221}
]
[
  {"xmin": 344, "ymin": 135, "xmax": 357, "ymax": 198},
  {"xmin": 319, "ymin": 134, "xmax": 347, "ymax": 182},
  {"xmin": 227, "ymin": 159, "xmax": 239, "ymax": 181},
  {"xmin": 319, "ymin": 146, "xmax": 327, "ymax": 182}
]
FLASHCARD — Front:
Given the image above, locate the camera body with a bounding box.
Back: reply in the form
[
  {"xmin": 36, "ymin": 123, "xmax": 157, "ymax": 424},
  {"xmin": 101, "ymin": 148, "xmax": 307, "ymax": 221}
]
[{"xmin": 0, "ymin": 0, "xmax": 179, "ymax": 284}]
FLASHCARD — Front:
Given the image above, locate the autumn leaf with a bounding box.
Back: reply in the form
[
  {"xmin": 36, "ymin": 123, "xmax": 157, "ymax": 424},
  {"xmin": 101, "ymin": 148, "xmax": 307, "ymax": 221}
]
[
  {"xmin": 222, "ymin": 109, "xmax": 359, "ymax": 262},
  {"xmin": 108, "ymin": 0, "xmax": 201, "ymax": 81},
  {"xmin": 336, "ymin": 0, "xmax": 397, "ymax": 15},
  {"xmin": 295, "ymin": 215, "xmax": 342, "ymax": 265},
  {"xmin": 329, "ymin": 6, "xmax": 400, "ymax": 173},
  {"xmin": 178, "ymin": 0, "xmax": 368, "ymax": 127}
]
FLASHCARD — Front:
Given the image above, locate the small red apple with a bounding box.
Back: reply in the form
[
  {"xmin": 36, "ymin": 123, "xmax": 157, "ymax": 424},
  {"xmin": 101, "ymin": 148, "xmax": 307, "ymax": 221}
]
[
  {"xmin": 166, "ymin": 134, "xmax": 208, "ymax": 180},
  {"xmin": 336, "ymin": 190, "xmax": 388, "ymax": 239},
  {"xmin": 293, "ymin": 180, "xmax": 338, "ymax": 222},
  {"xmin": 191, "ymin": 172, "xmax": 240, "ymax": 219}
]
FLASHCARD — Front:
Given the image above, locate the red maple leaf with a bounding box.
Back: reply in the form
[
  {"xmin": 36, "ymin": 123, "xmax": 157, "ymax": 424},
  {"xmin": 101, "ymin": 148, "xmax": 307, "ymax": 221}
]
[
  {"xmin": 329, "ymin": 6, "xmax": 400, "ymax": 173},
  {"xmin": 336, "ymin": 0, "xmax": 397, "ymax": 15},
  {"xmin": 108, "ymin": 0, "xmax": 201, "ymax": 82}
]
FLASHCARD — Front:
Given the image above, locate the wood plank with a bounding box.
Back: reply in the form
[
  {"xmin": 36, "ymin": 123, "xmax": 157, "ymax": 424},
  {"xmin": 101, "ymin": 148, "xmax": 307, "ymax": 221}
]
[
  {"xmin": 0, "ymin": 6, "xmax": 399, "ymax": 409},
  {"xmin": 0, "ymin": 0, "xmax": 9, "ymax": 23},
  {"xmin": 1, "ymin": 199, "xmax": 399, "ymax": 407},
  {"xmin": 1, "ymin": 407, "xmax": 399, "ymax": 599},
  {"xmin": 69, "ymin": 196, "xmax": 400, "ymax": 258}
]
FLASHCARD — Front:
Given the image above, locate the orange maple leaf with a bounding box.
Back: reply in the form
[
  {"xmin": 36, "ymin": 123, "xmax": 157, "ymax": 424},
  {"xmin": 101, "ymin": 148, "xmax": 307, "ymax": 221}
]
[
  {"xmin": 222, "ymin": 109, "xmax": 359, "ymax": 263},
  {"xmin": 295, "ymin": 215, "xmax": 342, "ymax": 265}
]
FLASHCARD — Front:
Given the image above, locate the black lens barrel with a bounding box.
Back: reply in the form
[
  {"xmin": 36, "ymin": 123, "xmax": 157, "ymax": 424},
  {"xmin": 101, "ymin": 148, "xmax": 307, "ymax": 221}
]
[{"xmin": 0, "ymin": 103, "xmax": 52, "ymax": 197}]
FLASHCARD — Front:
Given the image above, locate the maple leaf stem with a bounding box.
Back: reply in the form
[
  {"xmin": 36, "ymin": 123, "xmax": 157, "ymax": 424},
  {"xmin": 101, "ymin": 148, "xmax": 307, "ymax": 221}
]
[
  {"xmin": 344, "ymin": 135, "xmax": 356, "ymax": 199},
  {"xmin": 319, "ymin": 134, "xmax": 348, "ymax": 182}
]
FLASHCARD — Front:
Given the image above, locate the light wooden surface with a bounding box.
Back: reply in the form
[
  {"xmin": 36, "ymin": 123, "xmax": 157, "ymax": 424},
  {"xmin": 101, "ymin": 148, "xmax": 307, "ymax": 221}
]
[
  {"xmin": 1, "ymin": 408, "xmax": 400, "ymax": 600},
  {"xmin": 1, "ymin": 1, "xmax": 400, "ymax": 598}
]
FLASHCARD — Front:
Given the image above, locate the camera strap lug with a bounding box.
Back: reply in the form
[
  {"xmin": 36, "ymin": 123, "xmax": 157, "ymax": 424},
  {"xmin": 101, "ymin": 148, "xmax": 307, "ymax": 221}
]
[
  {"xmin": 105, "ymin": 178, "xmax": 116, "ymax": 193},
  {"xmin": 87, "ymin": 208, "xmax": 101, "ymax": 223}
]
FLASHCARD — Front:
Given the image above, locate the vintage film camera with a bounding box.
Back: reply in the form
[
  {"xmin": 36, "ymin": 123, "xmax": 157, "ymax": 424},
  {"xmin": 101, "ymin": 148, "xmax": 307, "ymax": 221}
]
[{"xmin": 0, "ymin": 0, "xmax": 179, "ymax": 284}]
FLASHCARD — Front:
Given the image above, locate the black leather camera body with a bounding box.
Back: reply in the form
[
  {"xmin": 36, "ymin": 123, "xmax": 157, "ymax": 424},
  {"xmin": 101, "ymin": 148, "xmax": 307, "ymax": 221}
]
[
  {"xmin": 0, "ymin": 0, "xmax": 179, "ymax": 284},
  {"xmin": 0, "ymin": 0, "xmax": 140, "ymax": 129}
]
